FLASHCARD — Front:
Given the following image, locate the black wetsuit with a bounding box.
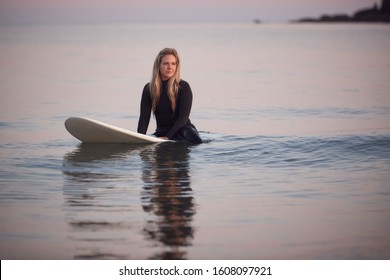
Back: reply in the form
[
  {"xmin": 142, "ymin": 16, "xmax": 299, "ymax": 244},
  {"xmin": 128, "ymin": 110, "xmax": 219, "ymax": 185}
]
[{"xmin": 137, "ymin": 79, "xmax": 202, "ymax": 144}]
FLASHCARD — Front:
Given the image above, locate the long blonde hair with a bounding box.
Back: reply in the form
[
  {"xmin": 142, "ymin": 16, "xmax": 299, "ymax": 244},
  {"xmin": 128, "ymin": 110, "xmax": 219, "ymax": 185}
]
[{"xmin": 150, "ymin": 48, "xmax": 181, "ymax": 113}]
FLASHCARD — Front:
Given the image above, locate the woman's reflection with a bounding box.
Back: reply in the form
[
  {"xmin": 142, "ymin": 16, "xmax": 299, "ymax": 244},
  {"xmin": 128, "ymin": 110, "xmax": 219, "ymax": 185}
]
[{"xmin": 140, "ymin": 142, "xmax": 196, "ymax": 260}]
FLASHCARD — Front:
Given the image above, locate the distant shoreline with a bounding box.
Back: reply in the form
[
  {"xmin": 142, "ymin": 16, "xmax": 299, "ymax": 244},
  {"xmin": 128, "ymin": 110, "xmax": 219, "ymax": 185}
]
[
  {"xmin": 292, "ymin": 14, "xmax": 390, "ymax": 24},
  {"xmin": 292, "ymin": 0, "xmax": 390, "ymax": 23}
]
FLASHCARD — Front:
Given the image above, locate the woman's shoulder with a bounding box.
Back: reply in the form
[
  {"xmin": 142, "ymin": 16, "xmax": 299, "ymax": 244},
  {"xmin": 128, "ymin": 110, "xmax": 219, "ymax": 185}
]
[
  {"xmin": 142, "ymin": 82, "xmax": 151, "ymax": 93},
  {"xmin": 179, "ymin": 79, "xmax": 190, "ymax": 87},
  {"xmin": 179, "ymin": 80, "xmax": 192, "ymax": 92},
  {"xmin": 141, "ymin": 83, "xmax": 151, "ymax": 99},
  {"xmin": 178, "ymin": 80, "xmax": 192, "ymax": 100}
]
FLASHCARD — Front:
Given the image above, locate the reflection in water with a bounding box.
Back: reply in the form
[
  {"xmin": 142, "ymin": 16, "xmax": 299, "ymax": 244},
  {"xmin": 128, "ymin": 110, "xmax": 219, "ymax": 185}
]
[
  {"xmin": 63, "ymin": 143, "xmax": 143, "ymax": 259},
  {"xmin": 62, "ymin": 142, "xmax": 195, "ymax": 259},
  {"xmin": 140, "ymin": 142, "xmax": 195, "ymax": 260},
  {"xmin": 64, "ymin": 143, "xmax": 141, "ymax": 162}
]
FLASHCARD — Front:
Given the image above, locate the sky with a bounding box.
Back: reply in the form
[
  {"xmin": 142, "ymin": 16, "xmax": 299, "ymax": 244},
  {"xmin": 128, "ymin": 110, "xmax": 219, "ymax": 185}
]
[{"xmin": 0, "ymin": 0, "xmax": 381, "ymax": 24}]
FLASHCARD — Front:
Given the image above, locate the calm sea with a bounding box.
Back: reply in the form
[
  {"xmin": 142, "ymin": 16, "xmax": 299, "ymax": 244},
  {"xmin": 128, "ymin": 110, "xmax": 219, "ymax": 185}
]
[{"xmin": 0, "ymin": 23, "xmax": 389, "ymax": 259}]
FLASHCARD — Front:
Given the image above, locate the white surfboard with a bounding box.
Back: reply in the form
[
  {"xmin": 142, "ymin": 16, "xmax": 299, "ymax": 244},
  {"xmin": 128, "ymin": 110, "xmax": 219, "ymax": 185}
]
[{"xmin": 65, "ymin": 116, "xmax": 168, "ymax": 144}]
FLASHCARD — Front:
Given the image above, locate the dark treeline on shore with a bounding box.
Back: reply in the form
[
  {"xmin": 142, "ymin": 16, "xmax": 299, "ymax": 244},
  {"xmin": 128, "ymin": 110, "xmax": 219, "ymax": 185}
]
[{"xmin": 293, "ymin": 0, "xmax": 390, "ymax": 23}]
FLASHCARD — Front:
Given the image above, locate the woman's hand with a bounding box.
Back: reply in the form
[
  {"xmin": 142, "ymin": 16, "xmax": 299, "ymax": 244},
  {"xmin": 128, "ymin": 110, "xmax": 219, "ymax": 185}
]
[{"xmin": 159, "ymin": 136, "xmax": 169, "ymax": 140}]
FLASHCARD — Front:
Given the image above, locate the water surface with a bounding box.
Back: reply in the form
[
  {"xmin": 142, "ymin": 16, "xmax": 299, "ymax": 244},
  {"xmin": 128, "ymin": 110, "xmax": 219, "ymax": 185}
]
[{"xmin": 0, "ymin": 23, "xmax": 389, "ymax": 259}]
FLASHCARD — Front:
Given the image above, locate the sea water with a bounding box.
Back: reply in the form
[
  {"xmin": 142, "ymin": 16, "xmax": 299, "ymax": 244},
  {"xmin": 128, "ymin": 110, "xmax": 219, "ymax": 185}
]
[{"xmin": 0, "ymin": 23, "xmax": 389, "ymax": 259}]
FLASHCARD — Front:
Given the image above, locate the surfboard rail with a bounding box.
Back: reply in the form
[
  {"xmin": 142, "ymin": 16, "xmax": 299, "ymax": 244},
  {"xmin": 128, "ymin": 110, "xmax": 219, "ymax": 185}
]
[{"xmin": 65, "ymin": 116, "xmax": 168, "ymax": 144}]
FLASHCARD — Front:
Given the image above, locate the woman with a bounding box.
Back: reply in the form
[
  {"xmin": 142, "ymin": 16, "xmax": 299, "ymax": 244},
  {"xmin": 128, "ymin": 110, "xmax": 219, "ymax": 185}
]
[{"xmin": 137, "ymin": 48, "xmax": 202, "ymax": 144}]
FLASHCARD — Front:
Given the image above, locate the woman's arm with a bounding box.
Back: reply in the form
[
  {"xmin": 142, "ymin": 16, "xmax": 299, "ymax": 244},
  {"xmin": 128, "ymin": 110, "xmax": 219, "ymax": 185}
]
[
  {"xmin": 137, "ymin": 84, "xmax": 152, "ymax": 134},
  {"xmin": 166, "ymin": 81, "xmax": 193, "ymax": 139}
]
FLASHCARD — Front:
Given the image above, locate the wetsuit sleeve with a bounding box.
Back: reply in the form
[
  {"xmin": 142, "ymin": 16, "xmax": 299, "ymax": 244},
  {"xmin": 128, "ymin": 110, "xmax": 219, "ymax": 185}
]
[
  {"xmin": 166, "ymin": 81, "xmax": 193, "ymax": 139},
  {"xmin": 137, "ymin": 84, "xmax": 152, "ymax": 134}
]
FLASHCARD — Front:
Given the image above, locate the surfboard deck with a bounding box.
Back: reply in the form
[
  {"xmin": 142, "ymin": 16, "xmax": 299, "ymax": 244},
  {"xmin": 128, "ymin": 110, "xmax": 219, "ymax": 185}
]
[{"xmin": 65, "ymin": 116, "xmax": 168, "ymax": 144}]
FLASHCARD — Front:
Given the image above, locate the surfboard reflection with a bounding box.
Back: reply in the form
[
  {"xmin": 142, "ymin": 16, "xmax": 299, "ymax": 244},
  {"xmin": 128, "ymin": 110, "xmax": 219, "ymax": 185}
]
[
  {"xmin": 62, "ymin": 142, "xmax": 196, "ymax": 260},
  {"xmin": 62, "ymin": 143, "xmax": 145, "ymax": 259},
  {"xmin": 63, "ymin": 143, "xmax": 145, "ymax": 163},
  {"xmin": 139, "ymin": 142, "xmax": 196, "ymax": 260}
]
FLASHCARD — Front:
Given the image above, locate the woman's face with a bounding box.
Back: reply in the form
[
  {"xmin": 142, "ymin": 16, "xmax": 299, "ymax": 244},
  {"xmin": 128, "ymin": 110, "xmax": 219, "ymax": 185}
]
[{"xmin": 159, "ymin": 54, "xmax": 177, "ymax": 81}]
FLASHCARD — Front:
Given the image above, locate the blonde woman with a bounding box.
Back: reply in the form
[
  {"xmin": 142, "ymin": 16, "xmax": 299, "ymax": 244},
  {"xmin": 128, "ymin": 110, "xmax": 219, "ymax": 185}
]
[{"xmin": 137, "ymin": 48, "xmax": 202, "ymax": 144}]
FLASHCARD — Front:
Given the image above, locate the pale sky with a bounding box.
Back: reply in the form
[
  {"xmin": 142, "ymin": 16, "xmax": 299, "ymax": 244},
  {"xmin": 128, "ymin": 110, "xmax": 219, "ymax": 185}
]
[{"xmin": 0, "ymin": 0, "xmax": 381, "ymax": 24}]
